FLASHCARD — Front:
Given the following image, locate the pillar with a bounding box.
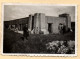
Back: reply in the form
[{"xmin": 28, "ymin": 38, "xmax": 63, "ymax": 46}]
[
  {"xmin": 67, "ymin": 15, "xmax": 71, "ymax": 29},
  {"xmin": 65, "ymin": 14, "xmax": 71, "ymax": 31},
  {"xmin": 28, "ymin": 14, "xmax": 33, "ymax": 31},
  {"xmin": 39, "ymin": 13, "xmax": 47, "ymax": 34},
  {"xmin": 34, "ymin": 13, "xmax": 40, "ymax": 34}
]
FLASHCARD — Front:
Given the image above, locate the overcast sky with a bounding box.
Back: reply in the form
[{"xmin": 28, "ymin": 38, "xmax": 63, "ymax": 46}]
[{"xmin": 4, "ymin": 4, "xmax": 75, "ymax": 22}]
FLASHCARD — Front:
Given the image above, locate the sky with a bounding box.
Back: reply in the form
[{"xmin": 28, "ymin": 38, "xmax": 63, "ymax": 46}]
[{"xmin": 4, "ymin": 4, "xmax": 76, "ymax": 22}]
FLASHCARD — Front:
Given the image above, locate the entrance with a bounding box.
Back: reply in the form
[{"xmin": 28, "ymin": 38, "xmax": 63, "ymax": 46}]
[
  {"xmin": 31, "ymin": 16, "xmax": 34, "ymax": 30},
  {"xmin": 48, "ymin": 23, "xmax": 53, "ymax": 33}
]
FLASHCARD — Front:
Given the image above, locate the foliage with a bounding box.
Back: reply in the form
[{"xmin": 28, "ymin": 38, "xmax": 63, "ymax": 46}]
[{"xmin": 3, "ymin": 28, "xmax": 75, "ymax": 54}]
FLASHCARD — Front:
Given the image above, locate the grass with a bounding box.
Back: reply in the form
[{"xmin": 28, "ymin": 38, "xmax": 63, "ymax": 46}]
[{"xmin": 3, "ymin": 28, "xmax": 75, "ymax": 53}]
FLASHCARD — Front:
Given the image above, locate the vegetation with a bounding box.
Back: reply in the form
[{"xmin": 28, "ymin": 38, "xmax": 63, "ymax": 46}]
[{"xmin": 3, "ymin": 28, "xmax": 75, "ymax": 54}]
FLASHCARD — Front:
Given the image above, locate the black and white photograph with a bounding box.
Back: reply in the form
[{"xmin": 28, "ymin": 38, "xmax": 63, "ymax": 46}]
[{"xmin": 2, "ymin": 4, "xmax": 77, "ymax": 56}]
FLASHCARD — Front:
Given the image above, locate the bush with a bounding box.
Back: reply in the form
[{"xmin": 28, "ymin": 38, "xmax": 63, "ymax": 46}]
[
  {"xmin": 46, "ymin": 41, "xmax": 75, "ymax": 54},
  {"xmin": 4, "ymin": 28, "xmax": 75, "ymax": 53}
]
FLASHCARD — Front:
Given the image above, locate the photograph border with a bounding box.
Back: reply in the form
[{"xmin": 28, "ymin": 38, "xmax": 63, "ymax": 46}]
[{"xmin": 1, "ymin": 3, "xmax": 77, "ymax": 56}]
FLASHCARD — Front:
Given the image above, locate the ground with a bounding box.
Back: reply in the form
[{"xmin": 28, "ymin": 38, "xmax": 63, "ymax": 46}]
[{"xmin": 3, "ymin": 28, "xmax": 75, "ymax": 53}]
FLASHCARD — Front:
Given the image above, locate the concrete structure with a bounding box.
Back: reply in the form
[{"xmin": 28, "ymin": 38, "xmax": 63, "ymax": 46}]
[{"xmin": 4, "ymin": 13, "xmax": 71, "ymax": 34}]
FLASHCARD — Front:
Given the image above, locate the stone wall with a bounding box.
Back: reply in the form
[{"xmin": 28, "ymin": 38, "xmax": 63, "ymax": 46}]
[
  {"xmin": 46, "ymin": 16, "xmax": 66, "ymax": 34},
  {"xmin": 4, "ymin": 13, "xmax": 71, "ymax": 34},
  {"xmin": 4, "ymin": 17, "xmax": 28, "ymax": 31}
]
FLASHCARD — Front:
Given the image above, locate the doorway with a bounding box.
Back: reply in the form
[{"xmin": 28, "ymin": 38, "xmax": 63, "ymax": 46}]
[
  {"xmin": 31, "ymin": 16, "xmax": 34, "ymax": 30},
  {"xmin": 48, "ymin": 23, "xmax": 53, "ymax": 33}
]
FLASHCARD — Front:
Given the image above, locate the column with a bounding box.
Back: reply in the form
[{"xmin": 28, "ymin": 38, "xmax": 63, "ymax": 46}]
[{"xmin": 28, "ymin": 14, "xmax": 32, "ymax": 31}]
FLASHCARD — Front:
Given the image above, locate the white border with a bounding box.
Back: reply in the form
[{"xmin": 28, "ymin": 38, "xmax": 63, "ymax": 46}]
[{"xmin": 1, "ymin": 3, "xmax": 77, "ymax": 56}]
